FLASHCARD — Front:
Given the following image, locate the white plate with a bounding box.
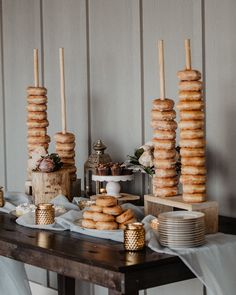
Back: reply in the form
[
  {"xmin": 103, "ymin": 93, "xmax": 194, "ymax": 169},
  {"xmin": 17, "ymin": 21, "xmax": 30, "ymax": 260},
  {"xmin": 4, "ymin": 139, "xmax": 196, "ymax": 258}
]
[{"xmin": 159, "ymin": 211, "xmax": 205, "ymax": 220}]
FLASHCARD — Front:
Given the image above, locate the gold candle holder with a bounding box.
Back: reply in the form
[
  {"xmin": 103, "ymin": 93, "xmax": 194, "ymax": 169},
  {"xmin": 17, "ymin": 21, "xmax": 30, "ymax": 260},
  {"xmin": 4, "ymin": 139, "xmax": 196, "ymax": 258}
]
[
  {"xmin": 0, "ymin": 187, "xmax": 4, "ymax": 207},
  {"xmin": 124, "ymin": 222, "xmax": 145, "ymax": 251},
  {"xmin": 35, "ymin": 203, "xmax": 55, "ymax": 225}
]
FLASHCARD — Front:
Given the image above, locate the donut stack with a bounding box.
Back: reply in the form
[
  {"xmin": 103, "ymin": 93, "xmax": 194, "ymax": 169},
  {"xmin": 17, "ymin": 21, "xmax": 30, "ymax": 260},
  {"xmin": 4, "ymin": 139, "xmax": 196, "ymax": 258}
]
[
  {"xmin": 54, "ymin": 132, "xmax": 77, "ymax": 181},
  {"xmin": 177, "ymin": 70, "xmax": 206, "ymax": 203},
  {"xmin": 26, "ymin": 86, "xmax": 50, "ymax": 178},
  {"xmin": 151, "ymin": 98, "xmax": 178, "ymax": 197},
  {"xmin": 81, "ymin": 196, "xmax": 136, "ymax": 230}
]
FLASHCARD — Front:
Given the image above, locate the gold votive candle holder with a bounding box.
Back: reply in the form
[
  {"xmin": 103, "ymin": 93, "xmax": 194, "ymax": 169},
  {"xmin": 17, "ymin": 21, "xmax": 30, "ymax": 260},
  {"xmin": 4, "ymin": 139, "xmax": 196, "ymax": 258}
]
[
  {"xmin": 0, "ymin": 187, "xmax": 4, "ymax": 207},
  {"xmin": 35, "ymin": 203, "xmax": 55, "ymax": 225},
  {"xmin": 124, "ymin": 222, "xmax": 145, "ymax": 251}
]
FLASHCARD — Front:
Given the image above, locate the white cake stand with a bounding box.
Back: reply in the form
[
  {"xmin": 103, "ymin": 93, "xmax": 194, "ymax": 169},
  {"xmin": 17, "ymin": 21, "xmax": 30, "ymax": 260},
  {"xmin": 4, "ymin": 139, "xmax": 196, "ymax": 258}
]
[{"xmin": 92, "ymin": 174, "xmax": 134, "ymax": 197}]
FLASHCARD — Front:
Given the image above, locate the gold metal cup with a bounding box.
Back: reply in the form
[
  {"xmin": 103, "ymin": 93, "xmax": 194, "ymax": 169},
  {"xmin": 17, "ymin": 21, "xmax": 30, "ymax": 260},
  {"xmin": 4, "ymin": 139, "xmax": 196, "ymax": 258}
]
[
  {"xmin": 124, "ymin": 222, "xmax": 145, "ymax": 251},
  {"xmin": 0, "ymin": 187, "xmax": 4, "ymax": 207},
  {"xmin": 35, "ymin": 203, "xmax": 55, "ymax": 225}
]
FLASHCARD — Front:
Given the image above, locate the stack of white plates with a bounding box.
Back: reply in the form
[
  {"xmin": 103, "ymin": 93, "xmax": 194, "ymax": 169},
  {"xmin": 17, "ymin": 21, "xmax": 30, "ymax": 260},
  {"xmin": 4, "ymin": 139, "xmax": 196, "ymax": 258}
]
[{"xmin": 158, "ymin": 211, "xmax": 205, "ymax": 249}]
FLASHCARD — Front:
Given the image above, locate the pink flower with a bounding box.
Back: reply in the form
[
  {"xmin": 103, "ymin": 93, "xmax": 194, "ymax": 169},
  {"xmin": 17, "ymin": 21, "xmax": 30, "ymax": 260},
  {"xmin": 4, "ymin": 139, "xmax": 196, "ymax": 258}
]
[{"xmin": 38, "ymin": 158, "xmax": 55, "ymax": 172}]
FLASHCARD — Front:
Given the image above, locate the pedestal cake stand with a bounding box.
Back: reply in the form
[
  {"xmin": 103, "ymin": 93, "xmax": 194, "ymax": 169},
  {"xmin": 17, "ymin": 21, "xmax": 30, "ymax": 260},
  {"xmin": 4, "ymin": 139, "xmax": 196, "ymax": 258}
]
[{"xmin": 92, "ymin": 174, "xmax": 134, "ymax": 197}]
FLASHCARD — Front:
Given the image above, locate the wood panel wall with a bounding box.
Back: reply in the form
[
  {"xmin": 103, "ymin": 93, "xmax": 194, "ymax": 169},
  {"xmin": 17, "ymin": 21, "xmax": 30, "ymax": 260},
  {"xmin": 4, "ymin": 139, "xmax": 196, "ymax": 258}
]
[{"xmin": 0, "ymin": 0, "xmax": 235, "ymax": 294}]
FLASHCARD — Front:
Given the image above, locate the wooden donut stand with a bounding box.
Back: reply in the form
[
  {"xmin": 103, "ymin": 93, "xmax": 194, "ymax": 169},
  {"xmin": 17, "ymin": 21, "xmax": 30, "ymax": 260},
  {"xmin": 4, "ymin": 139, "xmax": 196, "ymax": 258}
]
[{"xmin": 144, "ymin": 40, "xmax": 218, "ymax": 234}]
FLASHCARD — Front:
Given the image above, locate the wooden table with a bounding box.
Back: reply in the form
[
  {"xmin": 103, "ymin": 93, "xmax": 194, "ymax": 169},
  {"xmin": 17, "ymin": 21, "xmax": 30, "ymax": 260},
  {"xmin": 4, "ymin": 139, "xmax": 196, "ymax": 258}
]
[{"xmin": 0, "ymin": 213, "xmax": 234, "ymax": 295}]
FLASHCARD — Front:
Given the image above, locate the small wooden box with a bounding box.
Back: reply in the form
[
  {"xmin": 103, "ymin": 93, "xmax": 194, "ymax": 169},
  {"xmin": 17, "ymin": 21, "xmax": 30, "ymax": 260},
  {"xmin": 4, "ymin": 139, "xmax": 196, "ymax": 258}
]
[{"xmin": 144, "ymin": 194, "xmax": 218, "ymax": 234}]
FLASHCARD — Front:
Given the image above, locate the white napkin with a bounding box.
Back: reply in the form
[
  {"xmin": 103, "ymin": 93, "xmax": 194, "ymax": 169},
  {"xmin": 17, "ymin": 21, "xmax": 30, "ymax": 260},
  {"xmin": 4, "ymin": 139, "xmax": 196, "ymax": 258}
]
[
  {"xmin": 50, "ymin": 195, "xmax": 79, "ymax": 210},
  {"xmin": 144, "ymin": 215, "xmax": 236, "ymax": 295},
  {"xmin": 0, "ymin": 192, "xmax": 30, "ymax": 213}
]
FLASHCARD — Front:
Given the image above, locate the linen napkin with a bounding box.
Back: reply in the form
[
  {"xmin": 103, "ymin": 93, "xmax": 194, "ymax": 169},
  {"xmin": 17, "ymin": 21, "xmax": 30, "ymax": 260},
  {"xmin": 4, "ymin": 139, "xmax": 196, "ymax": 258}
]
[
  {"xmin": 0, "ymin": 192, "xmax": 30, "ymax": 214},
  {"xmin": 144, "ymin": 215, "xmax": 236, "ymax": 295}
]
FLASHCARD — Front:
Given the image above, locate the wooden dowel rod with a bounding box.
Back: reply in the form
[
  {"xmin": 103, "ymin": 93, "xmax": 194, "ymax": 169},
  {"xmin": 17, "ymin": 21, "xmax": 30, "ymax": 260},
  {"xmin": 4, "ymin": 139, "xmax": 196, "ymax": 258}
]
[
  {"xmin": 158, "ymin": 40, "xmax": 165, "ymax": 100},
  {"xmin": 59, "ymin": 48, "xmax": 67, "ymax": 134},
  {"xmin": 185, "ymin": 39, "xmax": 191, "ymax": 70},
  {"xmin": 34, "ymin": 49, "xmax": 39, "ymax": 87}
]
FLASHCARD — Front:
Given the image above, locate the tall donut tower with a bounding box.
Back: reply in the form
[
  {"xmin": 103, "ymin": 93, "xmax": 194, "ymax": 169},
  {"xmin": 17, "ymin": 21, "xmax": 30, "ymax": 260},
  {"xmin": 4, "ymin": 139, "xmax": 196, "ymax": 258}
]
[
  {"xmin": 54, "ymin": 48, "xmax": 77, "ymax": 182},
  {"xmin": 151, "ymin": 40, "xmax": 178, "ymax": 197},
  {"xmin": 27, "ymin": 49, "xmax": 50, "ymax": 179},
  {"xmin": 177, "ymin": 39, "xmax": 206, "ymax": 203}
]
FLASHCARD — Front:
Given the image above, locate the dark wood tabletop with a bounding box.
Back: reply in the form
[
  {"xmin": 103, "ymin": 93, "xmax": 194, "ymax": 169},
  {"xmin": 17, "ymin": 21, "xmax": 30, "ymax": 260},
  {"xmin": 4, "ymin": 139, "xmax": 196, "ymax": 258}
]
[{"xmin": 0, "ymin": 213, "xmax": 234, "ymax": 295}]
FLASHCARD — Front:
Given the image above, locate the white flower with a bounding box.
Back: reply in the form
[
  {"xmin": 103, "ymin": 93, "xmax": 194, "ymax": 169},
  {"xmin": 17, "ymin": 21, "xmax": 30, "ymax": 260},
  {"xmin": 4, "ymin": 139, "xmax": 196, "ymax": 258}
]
[
  {"xmin": 139, "ymin": 141, "xmax": 154, "ymax": 151},
  {"xmin": 138, "ymin": 150, "xmax": 153, "ymax": 167}
]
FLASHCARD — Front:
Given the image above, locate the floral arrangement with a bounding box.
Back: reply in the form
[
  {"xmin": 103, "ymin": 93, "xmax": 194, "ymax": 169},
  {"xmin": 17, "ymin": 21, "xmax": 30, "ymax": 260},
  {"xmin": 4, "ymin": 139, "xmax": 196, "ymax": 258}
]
[
  {"xmin": 30, "ymin": 147, "xmax": 63, "ymax": 173},
  {"xmin": 124, "ymin": 142, "xmax": 155, "ymax": 176},
  {"xmin": 124, "ymin": 142, "xmax": 181, "ymax": 176}
]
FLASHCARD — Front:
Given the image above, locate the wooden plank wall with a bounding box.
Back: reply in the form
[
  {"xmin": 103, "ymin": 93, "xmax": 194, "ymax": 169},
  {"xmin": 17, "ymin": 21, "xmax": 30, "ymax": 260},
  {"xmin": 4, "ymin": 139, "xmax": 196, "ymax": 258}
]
[{"xmin": 0, "ymin": 0, "xmax": 236, "ymax": 294}]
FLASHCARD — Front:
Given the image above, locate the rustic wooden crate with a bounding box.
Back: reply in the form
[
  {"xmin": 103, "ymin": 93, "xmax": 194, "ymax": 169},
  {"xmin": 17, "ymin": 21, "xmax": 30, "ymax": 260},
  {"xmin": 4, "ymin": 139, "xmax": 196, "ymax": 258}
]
[{"xmin": 144, "ymin": 194, "xmax": 218, "ymax": 234}]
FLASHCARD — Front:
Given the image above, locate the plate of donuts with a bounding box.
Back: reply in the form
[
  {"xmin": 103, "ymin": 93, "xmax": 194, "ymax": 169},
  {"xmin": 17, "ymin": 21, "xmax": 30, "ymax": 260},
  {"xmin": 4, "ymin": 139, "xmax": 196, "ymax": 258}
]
[{"xmin": 75, "ymin": 195, "xmax": 137, "ymax": 234}]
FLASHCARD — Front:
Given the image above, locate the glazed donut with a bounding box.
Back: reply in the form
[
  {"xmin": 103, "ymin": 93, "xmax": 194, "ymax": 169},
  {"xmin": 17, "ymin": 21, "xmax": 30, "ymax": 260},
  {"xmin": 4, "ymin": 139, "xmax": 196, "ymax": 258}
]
[
  {"xmin": 151, "ymin": 110, "xmax": 176, "ymax": 121},
  {"xmin": 177, "ymin": 69, "xmax": 201, "ymax": 81},
  {"xmin": 56, "ymin": 150, "xmax": 75, "ymax": 158},
  {"xmin": 56, "ymin": 142, "xmax": 75, "ymax": 151},
  {"xmin": 27, "ymin": 135, "xmax": 50, "ymax": 144},
  {"xmin": 183, "ymin": 184, "xmax": 206, "ymax": 194},
  {"xmin": 28, "ymin": 143, "xmax": 49, "ymax": 152},
  {"xmin": 96, "ymin": 196, "xmax": 117, "ymax": 207},
  {"xmin": 181, "ymin": 166, "xmax": 206, "ymax": 175},
  {"xmin": 90, "ymin": 205, "xmax": 103, "ymax": 213},
  {"xmin": 152, "ymin": 98, "xmax": 174, "ymax": 111},
  {"xmin": 151, "ymin": 120, "xmax": 177, "ymax": 131},
  {"xmin": 60, "ymin": 157, "xmax": 75, "ymax": 165},
  {"xmin": 27, "ymin": 104, "xmax": 47, "ymax": 112},
  {"xmin": 153, "ymin": 130, "xmax": 176, "ymax": 140},
  {"xmin": 28, "ymin": 111, "xmax": 47, "ymax": 121},
  {"xmin": 83, "ymin": 210, "xmax": 95, "ymax": 220},
  {"xmin": 179, "ymin": 91, "xmax": 202, "ymax": 101},
  {"xmin": 93, "ymin": 212, "xmax": 115, "ymax": 222},
  {"xmin": 153, "ymin": 186, "xmax": 178, "ymax": 197},
  {"xmin": 177, "ymin": 100, "xmax": 204, "ymax": 111},
  {"xmin": 179, "ymin": 81, "xmax": 202, "ymax": 91},
  {"xmin": 155, "ymin": 168, "xmax": 177, "ymax": 178},
  {"xmin": 180, "ymin": 138, "xmax": 205, "ymax": 148},
  {"xmin": 116, "ymin": 209, "xmax": 134, "ymax": 224},
  {"xmin": 82, "ymin": 219, "xmax": 96, "ymax": 229},
  {"xmin": 54, "ymin": 132, "xmax": 75, "ymax": 143},
  {"xmin": 103, "ymin": 205, "xmax": 123, "ymax": 216},
  {"xmin": 181, "ymin": 157, "xmax": 205, "ymax": 166},
  {"xmin": 27, "ymin": 95, "xmax": 47, "ymax": 105},
  {"xmin": 183, "ymin": 193, "xmax": 206, "ymax": 203},
  {"xmin": 180, "ymin": 174, "xmax": 206, "ymax": 184},
  {"xmin": 27, "ymin": 86, "xmax": 47, "ymax": 96},
  {"xmin": 153, "ymin": 176, "xmax": 178, "ymax": 188},
  {"xmin": 154, "ymin": 148, "xmax": 176, "ymax": 159},
  {"xmin": 27, "ymin": 119, "xmax": 49, "ymax": 128},
  {"xmin": 180, "ymin": 110, "xmax": 204, "ymax": 120},
  {"xmin": 179, "ymin": 120, "xmax": 204, "ymax": 130},
  {"xmin": 152, "ymin": 138, "xmax": 176, "ymax": 150},
  {"xmin": 180, "ymin": 147, "xmax": 205, "ymax": 157},
  {"xmin": 153, "ymin": 158, "xmax": 176, "ymax": 169},
  {"xmin": 180, "ymin": 129, "xmax": 204, "ymax": 139},
  {"xmin": 118, "ymin": 218, "xmax": 138, "ymax": 229},
  {"xmin": 27, "ymin": 128, "xmax": 46, "ymax": 137},
  {"xmin": 96, "ymin": 221, "xmax": 118, "ymax": 230}
]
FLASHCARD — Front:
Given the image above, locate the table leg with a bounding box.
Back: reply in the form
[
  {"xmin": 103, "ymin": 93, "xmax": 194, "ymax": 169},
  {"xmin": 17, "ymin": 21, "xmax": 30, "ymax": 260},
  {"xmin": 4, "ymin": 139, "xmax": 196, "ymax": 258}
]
[{"xmin": 57, "ymin": 274, "xmax": 75, "ymax": 295}]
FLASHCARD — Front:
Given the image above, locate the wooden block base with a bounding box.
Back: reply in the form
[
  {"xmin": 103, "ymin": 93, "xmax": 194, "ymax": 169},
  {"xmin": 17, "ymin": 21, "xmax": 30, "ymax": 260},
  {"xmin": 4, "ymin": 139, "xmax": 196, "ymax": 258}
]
[{"xmin": 144, "ymin": 194, "xmax": 218, "ymax": 234}]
